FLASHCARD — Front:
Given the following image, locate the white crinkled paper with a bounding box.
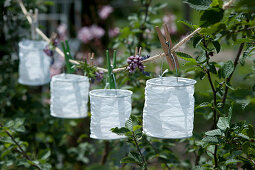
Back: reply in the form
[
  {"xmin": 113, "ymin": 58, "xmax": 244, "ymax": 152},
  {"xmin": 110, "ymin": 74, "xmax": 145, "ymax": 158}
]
[
  {"xmin": 90, "ymin": 89, "xmax": 132, "ymax": 140},
  {"xmin": 50, "ymin": 74, "xmax": 89, "ymax": 118},
  {"xmin": 143, "ymin": 77, "xmax": 196, "ymax": 139},
  {"xmin": 18, "ymin": 40, "xmax": 51, "ymax": 86}
]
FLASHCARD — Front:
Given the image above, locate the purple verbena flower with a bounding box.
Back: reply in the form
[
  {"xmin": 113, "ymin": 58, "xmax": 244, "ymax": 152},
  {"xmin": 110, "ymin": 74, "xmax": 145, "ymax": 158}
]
[
  {"xmin": 43, "ymin": 46, "xmax": 53, "ymax": 57},
  {"xmin": 127, "ymin": 55, "xmax": 145, "ymax": 73}
]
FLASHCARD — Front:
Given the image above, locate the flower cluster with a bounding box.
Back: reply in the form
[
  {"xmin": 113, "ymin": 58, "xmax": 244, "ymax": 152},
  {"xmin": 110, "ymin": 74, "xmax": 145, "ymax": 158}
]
[
  {"xmin": 95, "ymin": 71, "xmax": 104, "ymax": 81},
  {"xmin": 43, "ymin": 36, "xmax": 59, "ymax": 57},
  {"xmin": 78, "ymin": 25, "xmax": 105, "ymax": 44},
  {"xmin": 127, "ymin": 55, "xmax": 145, "ymax": 73},
  {"xmin": 162, "ymin": 13, "xmax": 177, "ymax": 35},
  {"xmin": 98, "ymin": 5, "xmax": 113, "ymax": 20}
]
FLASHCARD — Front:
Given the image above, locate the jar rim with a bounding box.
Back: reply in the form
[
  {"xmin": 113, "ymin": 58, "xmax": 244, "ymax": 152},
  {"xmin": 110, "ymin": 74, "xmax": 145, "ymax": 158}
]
[
  {"xmin": 90, "ymin": 89, "xmax": 133, "ymax": 98},
  {"xmin": 146, "ymin": 77, "xmax": 197, "ymax": 87},
  {"xmin": 52, "ymin": 73, "xmax": 89, "ymax": 82}
]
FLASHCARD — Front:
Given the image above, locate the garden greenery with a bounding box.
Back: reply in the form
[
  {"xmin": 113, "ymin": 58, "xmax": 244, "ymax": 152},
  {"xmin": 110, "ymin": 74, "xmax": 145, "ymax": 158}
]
[{"xmin": 1, "ymin": 0, "xmax": 255, "ymax": 169}]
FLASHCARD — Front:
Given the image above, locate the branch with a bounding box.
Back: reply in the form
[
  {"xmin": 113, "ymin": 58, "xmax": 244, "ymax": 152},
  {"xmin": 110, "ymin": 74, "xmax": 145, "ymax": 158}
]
[
  {"xmin": 221, "ymin": 43, "xmax": 244, "ymax": 106},
  {"xmin": 0, "ymin": 123, "xmax": 41, "ymax": 170},
  {"xmin": 132, "ymin": 132, "xmax": 147, "ymax": 169},
  {"xmin": 100, "ymin": 141, "xmax": 110, "ymax": 165}
]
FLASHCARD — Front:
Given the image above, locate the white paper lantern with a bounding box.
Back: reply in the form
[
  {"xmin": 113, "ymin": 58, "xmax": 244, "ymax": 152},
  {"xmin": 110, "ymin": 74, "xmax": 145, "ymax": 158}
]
[
  {"xmin": 143, "ymin": 77, "xmax": 196, "ymax": 139},
  {"xmin": 18, "ymin": 40, "xmax": 51, "ymax": 86},
  {"xmin": 90, "ymin": 89, "xmax": 132, "ymax": 140},
  {"xmin": 50, "ymin": 74, "xmax": 89, "ymax": 118}
]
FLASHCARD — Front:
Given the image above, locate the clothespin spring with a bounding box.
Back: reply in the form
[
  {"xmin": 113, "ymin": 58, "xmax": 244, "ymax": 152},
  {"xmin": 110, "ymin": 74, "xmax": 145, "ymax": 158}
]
[{"xmin": 166, "ymin": 41, "xmax": 179, "ymax": 84}]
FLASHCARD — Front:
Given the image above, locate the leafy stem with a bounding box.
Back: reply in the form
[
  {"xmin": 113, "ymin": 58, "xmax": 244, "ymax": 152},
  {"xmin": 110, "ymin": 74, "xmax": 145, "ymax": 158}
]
[
  {"xmin": 0, "ymin": 123, "xmax": 41, "ymax": 170},
  {"xmin": 132, "ymin": 131, "xmax": 147, "ymax": 169},
  {"xmin": 202, "ymin": 40, "xmax": 218, "ymax": 168}
]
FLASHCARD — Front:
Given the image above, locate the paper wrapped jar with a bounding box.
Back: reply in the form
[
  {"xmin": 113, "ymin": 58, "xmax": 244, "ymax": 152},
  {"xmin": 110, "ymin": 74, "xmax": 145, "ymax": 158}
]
[
  {"xmin": 50, "ymin": 74, "xmax": 89, "ymax": 118},
  {"xmin": 90, "ymin": 89, "xmax": 132, "ymax": 140},
  {"xmin": 18, "ymin": 40, "xmax": 51, "ymax": 85},
  {"xmin": 143, "ymin": 77, "xmax": 196, "ymax": 139}
]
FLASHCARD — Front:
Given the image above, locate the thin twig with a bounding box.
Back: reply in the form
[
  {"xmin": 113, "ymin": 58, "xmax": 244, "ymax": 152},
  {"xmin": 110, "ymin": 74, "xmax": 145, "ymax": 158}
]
[
  {"xmin": 0, "ymin": 123, "xmax": 41, "ymax": 170},
  {"xmin": 221, "ymin": 43, "xmax": 244, "ymax": 106},
  {"xmin": 100, "ymin": 141, "xmax": 110, "ymax": 165},
  {"xmin": 132, "ymin": 132, "xmax": 147, "ymax": 169}
]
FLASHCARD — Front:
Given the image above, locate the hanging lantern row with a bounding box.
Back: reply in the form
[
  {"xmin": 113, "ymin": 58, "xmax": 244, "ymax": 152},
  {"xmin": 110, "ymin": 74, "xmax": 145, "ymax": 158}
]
[{"xmin": 16, "ymin": 3, "xmax": 198, "ymax": 140}]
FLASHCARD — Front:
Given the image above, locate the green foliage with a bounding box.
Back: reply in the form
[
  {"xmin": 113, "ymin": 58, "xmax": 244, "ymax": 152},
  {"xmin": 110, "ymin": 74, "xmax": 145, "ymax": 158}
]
[{"xmin": 183, "ymin": 0, "xmax": 212, "ymax": 10}]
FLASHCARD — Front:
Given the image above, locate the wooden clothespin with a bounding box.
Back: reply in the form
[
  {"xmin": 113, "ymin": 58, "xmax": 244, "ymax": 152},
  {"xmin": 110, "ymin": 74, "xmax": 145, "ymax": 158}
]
[
  {"xmin": 88, "ymin": 52, "xmax": 95, "ymax": 66},
  {"xmin": 134, "ymin": 47, "xmax": 142, "ymax": 57},
  {"xmin": 29, "ymin": 9, "xmax": 38, "ymax": 40},
  {"xmin": 155, "ymin": 24, "xmax": 179, "ymax": 71}
]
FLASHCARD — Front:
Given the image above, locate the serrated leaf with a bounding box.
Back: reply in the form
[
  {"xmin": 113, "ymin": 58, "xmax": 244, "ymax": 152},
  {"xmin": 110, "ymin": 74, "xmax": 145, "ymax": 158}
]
[
  {"xmin": 125, "ymin": 118, "xmax": 133, "ymax": 131},
  {"xmin": 237, "ymin": 133, "xmax": 250, "ymax": 140},
  {"xmin": 111, "ymin": 127, "xmax": 130, "ymax": 136},
  {"xmin": 200, "ymin": 8, "xmax": 224, "ymax": 27},
  {"xmin": 196, "ymin": 54, "xmax": 207, "ymax": 64},
  {"xmin": 212, "ymin": 41, "xmax": 221, "ymax": 53},
  {"xmin": 205, "ymin": 129, "xmax": 222, "ymax": 136},
  {"xmin": 176, "ymin": 52, "xmax": 196, "ymax": 62},
  {"xmin": 202, "ymin": 136, "xmax": 219, "ymax": 144},
  {"xmin": 217, "ymin": 117, "xmax": 230, "ymax": 130},
  {"xmin": 184, "ymin": 0, "xmax": 212, "ymax": 10},
  {"xmin": 129, "ymin": 152, "xmax": 142, "ymax": 164},
  {"xmin": 178, "ymin": 20, "xmax": 198, "ymax": 29},
  {"xmin": 133, "ymin": 125, "xmax": 142, "ymax": 132},
  {"xmin": 225, "ymin": 159, "xmax": 242, "ymax": 165},
  {"xmin": 222, "ymin": 61, "xmax": 234, "ymax": 79}
]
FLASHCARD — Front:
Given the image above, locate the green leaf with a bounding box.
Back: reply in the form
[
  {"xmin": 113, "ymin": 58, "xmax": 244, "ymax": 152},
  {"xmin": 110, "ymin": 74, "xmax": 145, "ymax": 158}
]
[
  {"xmin": 205, "ymin": 129, "xmax": 222, "ymax": 136},
  {"xmin": 195, "ymin": 102, "xmax": 212, "ymax": 109},
  {"xmin": 192, "ymin": 166, "xmax": 205, "ymax": 170},
  {"xmin": 247, "ymin": 124, "xmax": 254, "ymax": 138},
  {"xmin": 178, "ymin": 20, "xmax": 198, "ymax": 29},
  {"xmin": 41, "ymin": 150, "xmax": 51, "ymax": 160},
  {"xmin": 207, "ymin": 63, "xmax": 217, "ymax": 74},
  {"xmin": 120, "ymin": 156, "xmax": 138, "ymax": 164},
  {"xmin": 237, "ymin": 133, "xmax": 250, "ymax": 140},
  {"xmin": 225, "ymin": 159, "xmax": 242, "ymax": 165},
  {"xmin": 111, "ymin": 127, "xmax": 130, "ymax": 136},
  {"xmin": 200, "ymin": 8, "xmax": 224, "ymax": 27},
  {"xmin": 222, "ymin": 61, "xmax": 234, "ymax": 79},
  {"xmin": 217, "ymin": 117, "xmax": 230, "ymax": 130},
  {"xmin": 193, "ymin": 36, "xmax": 203, "ymax": 48},
  {"xmin": 202, "ymin": 136, "xmax": 219, "ymax": 144},
  {"xmin": 212, "ymin": 41, "xmax": 221, "ymax": 53},
  {"xmin": 133, "ymin": 125, "xmax": 142, "ymax": 132},
  {"xmin": 242, "ymin": 141, "xmax": 250, "ymax": 153},
  {"xmin": 125, "ymin": 118, "xmax": 133, "ymax": 131},
  {"xmin": 196, "ymin": 54, "xmax": 207, "ymax": 64},
  {"xmin": 183, "ymin": 0, "xmax": 212, "ymax": 10},
  {"xmin": 176, "ymin": 52, "xmax": 196, "ymax": 62},
  {"xmin": 129, "ymin": 152, "xmax": 142, "ymax": 164}
]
